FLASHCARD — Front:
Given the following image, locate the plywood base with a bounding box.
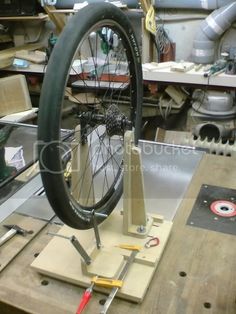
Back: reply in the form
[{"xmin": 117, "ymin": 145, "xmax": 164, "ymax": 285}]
[{"xmin": 31, "ymin": 211, "xmax": 172, "ymax": 302}]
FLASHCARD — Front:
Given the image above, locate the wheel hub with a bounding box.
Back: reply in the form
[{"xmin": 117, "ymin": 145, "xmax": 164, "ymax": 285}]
[
  {"xmin": 105, "ymin": 104, "xmax": 132, "ymax": 137},
  {"xmin": 80, "ymin": 104, "xmax": 132, "ymax": 137}
]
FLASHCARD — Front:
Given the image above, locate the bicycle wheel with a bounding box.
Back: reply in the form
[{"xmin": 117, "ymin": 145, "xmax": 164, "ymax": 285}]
[{"xmin": 38, "ymin": 3, "xmax": 142, "ymax": 229}]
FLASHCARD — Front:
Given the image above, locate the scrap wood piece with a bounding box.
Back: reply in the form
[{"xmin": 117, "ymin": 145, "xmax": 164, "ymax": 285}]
[
  {"xmin": 0, "ymin": 42, "xmax": 44, "ymax": 69},
  {"xmin": 15, "ymin": 50, "xmax": 46, "ymax": 64},
  {"xmin": 0, "ymin": 75, "xmax": 32, "ymax": 117},
  {"xmin": 171, "ymin": 62, "xmax": 195, "ymax": 73}
]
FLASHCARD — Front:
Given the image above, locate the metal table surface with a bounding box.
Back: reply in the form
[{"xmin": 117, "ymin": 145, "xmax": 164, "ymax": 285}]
[
  {"xmin": 118, "ymin": 140, "xmax": 203, "ymax": 220},
  {"xmin": 0, "ymin": 123, "xmax": 38, "ymax": 205},
  {"xmin": 0, "ymin": 137, "xmax": 204, "ymax": 223}
]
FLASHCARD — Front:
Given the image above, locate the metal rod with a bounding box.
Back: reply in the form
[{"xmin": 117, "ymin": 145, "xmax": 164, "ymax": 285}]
[
  {"xmin": 100, "ymin": 250, "xmax": 138, "ymax": 314},
  {"xmin": 70, "ymin": 236, "xmax": 92, "ymax": 265},
  {"xmin": 82, "ymin": 210, "xmax": 108, "ymax": 218},
  {"xmin": 47, "ymin": 232, "xmax": 71, "ymax": 240},
  {"xmin": 91, "ymin": 211, "xmax": 101, "ymax": 249},
  {"xmin": 47, "ymin": 232, "xmax": 92, "ymax": 265}
]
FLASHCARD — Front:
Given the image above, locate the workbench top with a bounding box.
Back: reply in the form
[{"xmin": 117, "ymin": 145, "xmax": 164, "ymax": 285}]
[
  {"xmin": 143, "ymin": 62, "xmax": 236, "ymax": 88},
  {"xmin": 0, "ymin": 154, "xmax": 235, "ymax": 314}
]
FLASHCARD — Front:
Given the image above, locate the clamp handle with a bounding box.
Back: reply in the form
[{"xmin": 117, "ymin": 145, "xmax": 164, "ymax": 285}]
[{"xmin": 91, "ymin": 276, "xmax": 123, "ymax": 289}]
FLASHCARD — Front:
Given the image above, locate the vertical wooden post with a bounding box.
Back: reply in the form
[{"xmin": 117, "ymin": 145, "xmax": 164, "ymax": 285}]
[
  {"xmin": 142, "ymin": 18, "xmax": 153, "ymax": 63},
  {"xmin": 123, "ymin": 131, "xmax": 153, "ymax": 238},
  {"xmin": 71, "ymin": 125, "xmax": 95, "ymax": 206}
]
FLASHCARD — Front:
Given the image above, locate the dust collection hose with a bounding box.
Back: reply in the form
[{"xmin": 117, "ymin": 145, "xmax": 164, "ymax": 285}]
[
  {"xmin": 56, "ymin": 0, "xmax": 235, "ymax": 9},
  {"xmin": 152, "ymin": 0, "xmax": 236, "ymax": 64},
  {"xmin": 192, "ymin": 2, "xmax": 236, "ymax": 63},
  {"xmin": 154, "ymin": 0, "xmax": 234, "ymax": 9}
]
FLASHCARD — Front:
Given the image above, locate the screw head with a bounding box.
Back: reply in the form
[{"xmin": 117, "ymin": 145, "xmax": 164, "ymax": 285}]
[{"xmin": 137, "ymin": 225, "xmax": 146, "ymax": 233}]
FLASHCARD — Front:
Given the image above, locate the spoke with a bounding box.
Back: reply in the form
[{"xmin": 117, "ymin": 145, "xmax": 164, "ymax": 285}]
[
  {"xmin": 65, "ymin": 53, "xmax": 93, "ymax": 105},
  {"xmin": 61, "ymin": 25, "xmax": 133, "ymax": 209},
  {"xmin": 85, "ymin": 131, "xmax": 96, "ymax": 205},
  {"xmin": 95, "ymin": 128, "xmax": 122, "ymax": 170},
  {"xmin": 65, "ymin": 88, "xmax": 83, "ymax": 105},
  {"xmin": 69, "ymin": 130, "xmax": 106, "ymax": 197},
  {"xmin": 96, "ymin": 28, "xmax": 111, "ymax": 83},
  {"xmin": 103, "ymin": 49, "xmax": 130, "ymax": 110},
  {"xmin": 93, "ymin": 143, "xmax": 122, "ymax": 178},
  {"xmin": 108, "ymin": 137, "xmax": 116, "ymax": 180},
  {"xmin": 71, "ymin": 56, "xmax": 90, "ymax": 89},
  {"xmin": 94, "ymin": 30, "xmax": 99, "ymax": 104},
  {"xmin": 76, "ymin": 130, "xmax": 93, "ymax": 200},
  {"xmin": 93, "ymin": 120, "xmax": 122, "ymax": 200},
  {"xmin": 95, "ymin": 129, "xmax": 110, "ymax": 193},
  {"xmin": 88, "ymin": 35, "xmax": 100, "ymax": 89},
  {"xmin": 102, "ymin": 45, "xmax": 124, "ymax": 106},
  {"xmin": 92, "ymin": 134, "xmax": 104, "ymax": 175},
  {"xmin": 67, "ymin": 129, "xmax": 106, "ymax": 171}
]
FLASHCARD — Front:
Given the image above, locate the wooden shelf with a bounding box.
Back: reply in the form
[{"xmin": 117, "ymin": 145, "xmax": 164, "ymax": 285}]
[
  {"xmin": 0, "ymin": 14, "xmax": 48, "ymax": 21},
  {"xmin": 45, "ymin": 9, "xmax": 75, "ymax": 14},
  {"xmin": 143, "ymin": 62, "xmax": 236, "ymax": 88}
]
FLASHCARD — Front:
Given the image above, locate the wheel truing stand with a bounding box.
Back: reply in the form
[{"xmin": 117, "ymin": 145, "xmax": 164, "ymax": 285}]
[{"xmin": 32, "ymin": 129, "xmax": 173, "ymax": 302}]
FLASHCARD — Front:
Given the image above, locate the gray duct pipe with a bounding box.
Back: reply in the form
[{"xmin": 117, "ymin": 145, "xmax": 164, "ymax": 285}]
[
  {"xmin": 154, "ymin": 0, "xmax": 234, "ymax": 10},
  {"xmin": 192, "ymin": 2, "xmax": 236, "ymax": 63},
  {"xmin": 56, "ymin": 0, "xmax": 234, "ymax": 9},
  {"xmin": 56, "ymin": 0, "xmax": 139, "ymax": 9}
]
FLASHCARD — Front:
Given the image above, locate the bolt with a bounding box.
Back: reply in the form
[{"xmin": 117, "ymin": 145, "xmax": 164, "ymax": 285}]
[{"xmin": 137, "ymin": 225, "xmax": 146, "ymax": 233}]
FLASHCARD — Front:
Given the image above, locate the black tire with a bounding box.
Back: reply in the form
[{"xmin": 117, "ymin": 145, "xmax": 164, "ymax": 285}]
[{"xmin": 38, "ymin": 3, "xmax": 142, "ymax": 229}]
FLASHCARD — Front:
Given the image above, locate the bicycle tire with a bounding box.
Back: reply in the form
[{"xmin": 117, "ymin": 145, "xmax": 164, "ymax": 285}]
[{"xmin": 38, "ymin": 3, "xmax": 142, "ymax": 229}]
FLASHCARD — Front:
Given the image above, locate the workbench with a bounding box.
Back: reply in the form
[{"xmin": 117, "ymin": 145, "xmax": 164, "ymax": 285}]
[{"xmin": 0, "ymin": 138, "xmax": 235, "ymax": 313}]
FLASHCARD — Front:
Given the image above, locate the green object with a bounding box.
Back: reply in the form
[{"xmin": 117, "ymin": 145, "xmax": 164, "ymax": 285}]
[
  {"xmin": 0, "ymin": 126, "xmax": 16, "ymax": 182},
  {"xmin": 46, "ymin": 32, "xmax": 58, "ymax": 61},
  {"xmin": 48, "ymin": 33, "xmax": 58, "ymax": 47},
  {"xmin": 97, "ymin": 29, "xmax": 112, "ymax": 54},
  {"xmin": 204, "ymin": 53, "xmax": 229, "ymax": 77},
  {"xmin": 101, "ymin": 40, "xmax": 110, "ymax": 55}
]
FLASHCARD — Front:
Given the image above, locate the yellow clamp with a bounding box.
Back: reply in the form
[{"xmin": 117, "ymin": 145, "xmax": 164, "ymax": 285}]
[
  {"xmin": 145, "ymin": 6, "xmax": 157, "ymax": 35},
  {"xmin": 91, "ymin": 276, "xmax": 123, "ymax": 288}
]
